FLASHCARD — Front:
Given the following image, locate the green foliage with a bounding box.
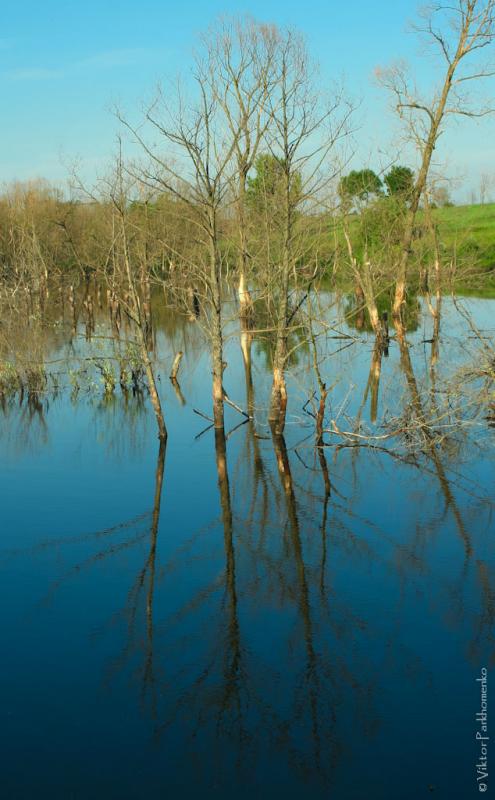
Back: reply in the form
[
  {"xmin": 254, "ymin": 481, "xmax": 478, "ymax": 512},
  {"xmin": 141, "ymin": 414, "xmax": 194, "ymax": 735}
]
[
  {"xmin": 95, "ymin": 360, "xmax": 116, "ymax": 395},
  {"xmin": 344, "ymin": 290, "xmax": 421, "ymax": 333},
  {"xmin": 332, "ymin": 201, "xmax": 495, "ymax": 290},
  {"xmin": 0, "ymin": 362, "xmax": 20, "ymax": 396},
  {"xmin": 358, "ymin": 195, "xmax": 407, "ymax": 251},
  {"xmin": 0, "ymin": 362, "xmax": 48, "ymax": 398},
  {"xmin": 246, "ymin": 154, "xmax": 302, "ymax": 214},
  {"xmin": 338, "ymin": 169, "xmax": 383, "ymax": 208},
  {"xmin": 384, "ymin": 165, "xmax": 414, "ymax": 198}
]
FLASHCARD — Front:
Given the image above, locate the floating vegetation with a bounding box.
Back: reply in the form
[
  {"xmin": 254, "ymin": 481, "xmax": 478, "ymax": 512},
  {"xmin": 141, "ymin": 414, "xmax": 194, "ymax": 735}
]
[
  {"xmin": 95, "ymin": 360, "xmax": 116, "ymax": 395},
  {"xmin": 0, "ymin": 362, "xmax": 20, "ymax": 397},
  {"xmin": 0, "ymin": 343, "xmax": 151, "ymax": 409},
  {"xmin": 0, "ymin": 362, "xmax": 47, "ymax": 400}
]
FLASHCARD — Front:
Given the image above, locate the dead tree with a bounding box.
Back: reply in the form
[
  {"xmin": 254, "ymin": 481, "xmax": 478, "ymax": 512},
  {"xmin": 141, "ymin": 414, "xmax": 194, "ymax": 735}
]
[
  {"xmin": 93, "ymin": 148, "xmax": 168, "ymax": 441},
  {"xmin": 422, "ymin": 189, "xmax": 443, "ymax": 355},
  {"xmin": 263, "ymin": 29, "xmax": 352, "ymax": 433},
  {"xmin": 118, "ymin": 59, "xmax": 242, "ymax": 428},
  {"xmin": 377, "ymin": 0, "xmax": 495, "ymax": 321},
  {"xmin": 205, "ymin": 17, "xmax": 278, "ymax": 318}
]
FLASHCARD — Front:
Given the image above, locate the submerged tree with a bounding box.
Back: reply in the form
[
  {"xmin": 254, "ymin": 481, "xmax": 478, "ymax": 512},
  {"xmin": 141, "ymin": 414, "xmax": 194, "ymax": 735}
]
[
  {"xmin": 262, "ymin": 29, "xmax": 352, "ymax": 434},
  {"xmin": 118, "ymin": 51, "xmax": 244, "ymax": 428},
  {"xmin": 377, "ymin": 0, "xmax": 495, "ymax": 321},
  {"xmin": 204, "ymin": 17, "xmax": 278, "ymax": 317},
  {"xmin": 94, "ymin": 148, "xmax": 168, "ymax": 441}
]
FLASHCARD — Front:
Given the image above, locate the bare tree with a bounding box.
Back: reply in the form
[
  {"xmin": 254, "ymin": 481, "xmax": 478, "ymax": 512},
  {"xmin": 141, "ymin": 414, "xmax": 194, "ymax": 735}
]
[
  {"xmin": 204, "ymin": 17, "xmax": 278, "ymax": 317},
  {"xmin": 262, "ymin": 29, "xmax": 352, "ymax": 434},
  {"xmin": 377, "ymin": 0, "xmax": 495, "ymax": 321},
  {"xmin": 118, "ymin": 60, "xmax": 242, "ymax": 428},
  {"xmin": 423, "ymin": 187, "xmax": 443, "ymax": 332},
  {"xmin": 100, "ymin": 148, "xmax": 168, "ymax": 441},
  {"xmin": 479, "ymin": 170, "xmax": 493, "ymax": 203}
]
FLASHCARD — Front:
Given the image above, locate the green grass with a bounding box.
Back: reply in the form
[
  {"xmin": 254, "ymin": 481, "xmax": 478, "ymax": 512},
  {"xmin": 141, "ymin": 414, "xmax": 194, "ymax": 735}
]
[
  {"xmin": 432, "ymin": 202, "xmax": 495, "ymax": 272},
  {"xmin": 320, "ymin": 201, "xmax": 495, "ymax": 293}
]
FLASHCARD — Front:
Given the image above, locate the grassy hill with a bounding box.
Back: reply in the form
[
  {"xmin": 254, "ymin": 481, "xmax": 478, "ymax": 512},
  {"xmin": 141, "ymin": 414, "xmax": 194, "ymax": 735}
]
[
  {"xmin": 320, "ymin": 201, "xmax": 495, "ymax": 290},
  {"xmin": 432, "ymin": 202, "xmax": 495, "ymax": 273}
]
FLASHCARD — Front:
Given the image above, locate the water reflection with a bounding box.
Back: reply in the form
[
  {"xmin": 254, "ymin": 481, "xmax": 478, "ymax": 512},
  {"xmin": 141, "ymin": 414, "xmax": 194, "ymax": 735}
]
[
  {"xmin": 0, "ymin": 293, "xmax": 494, "ymax": 798},
  {"xmin": 396, "ymin": 324, "xmax": 472, "ymax": 559}
]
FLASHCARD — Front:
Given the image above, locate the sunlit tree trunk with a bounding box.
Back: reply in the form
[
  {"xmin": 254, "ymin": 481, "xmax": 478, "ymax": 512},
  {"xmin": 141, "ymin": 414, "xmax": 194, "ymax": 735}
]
[{"xmin": 380, "ymin": 0, "xmax": 495, "ymax": 320}]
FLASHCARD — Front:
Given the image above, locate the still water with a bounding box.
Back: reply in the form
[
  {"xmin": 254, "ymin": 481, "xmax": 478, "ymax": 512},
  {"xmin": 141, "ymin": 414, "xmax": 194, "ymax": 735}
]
[{"xmin": 1, "ymin": 296, "xmax": 494, "ymax": 799}]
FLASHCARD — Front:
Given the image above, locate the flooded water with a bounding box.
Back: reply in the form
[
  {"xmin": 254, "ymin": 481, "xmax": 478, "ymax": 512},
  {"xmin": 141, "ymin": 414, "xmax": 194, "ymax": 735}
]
[{"xmin": 1, "ymin": 294, "xmax": 494, "ymax": 799}]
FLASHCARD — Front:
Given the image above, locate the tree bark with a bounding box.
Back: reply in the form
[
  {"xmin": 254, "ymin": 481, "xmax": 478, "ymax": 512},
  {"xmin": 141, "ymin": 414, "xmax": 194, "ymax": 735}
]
[
  {"xmin": 209, "ymin": 216, "xmax": 225, "ymax": 429},
  {"xmin": 392, "ymin": 18, "xmax": 470, "ymax": 320}
]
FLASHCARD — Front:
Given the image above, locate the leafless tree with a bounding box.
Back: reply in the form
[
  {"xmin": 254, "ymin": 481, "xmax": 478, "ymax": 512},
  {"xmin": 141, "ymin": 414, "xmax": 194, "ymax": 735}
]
[
  {"xmin": 423, "ymin": 187, "xmax": 443, "ymax": 336},
  {"xmin": 117, "ymin": 59, "xmax": 243, "ymax": 429},
  {"xmin": 479, "ymin": 170, "xmax": 493, "ymax": 203},
  {"xmin": 102, "ymin": 149, "xmax": 168, "ymax": 440},
  {"xmin": 68, "ymin": 146, "xmax": 168, "ymax": 440},
  {"xmin": 204, "ymin": 17, "xmax": 279, "ymax": 317},
  {"xmin": 262, "ymin": 29, "xmax": 352, "ymax": 433},
  {"xmin": 377, "ymin": 0, "xmax": 495, "ymax": 321}
]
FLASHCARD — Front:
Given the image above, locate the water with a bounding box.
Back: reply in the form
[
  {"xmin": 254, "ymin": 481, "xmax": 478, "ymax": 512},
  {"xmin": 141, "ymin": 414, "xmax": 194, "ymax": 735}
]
[{"xmin": 1, "ymin": 294, "xmax": 494, "ymax": 799}]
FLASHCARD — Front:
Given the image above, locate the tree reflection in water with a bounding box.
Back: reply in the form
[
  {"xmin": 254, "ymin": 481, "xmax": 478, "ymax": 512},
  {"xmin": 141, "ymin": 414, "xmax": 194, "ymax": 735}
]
[{"xmin": 2, "ymin": 294, "xmax": 494, "ymax": 798}]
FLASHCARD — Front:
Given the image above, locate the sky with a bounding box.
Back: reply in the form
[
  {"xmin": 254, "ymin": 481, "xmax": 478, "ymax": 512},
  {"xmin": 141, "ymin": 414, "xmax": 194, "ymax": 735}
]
[{"xmin": 1, "ymin": 0, "xmax": 494, "ymax": 201}]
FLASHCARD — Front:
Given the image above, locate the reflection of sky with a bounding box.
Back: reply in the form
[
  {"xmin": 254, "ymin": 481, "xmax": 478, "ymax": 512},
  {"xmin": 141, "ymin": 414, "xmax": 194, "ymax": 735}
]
[{"xmin": 0, "ymin": 296, "xmax": 494, "ymax": 798}]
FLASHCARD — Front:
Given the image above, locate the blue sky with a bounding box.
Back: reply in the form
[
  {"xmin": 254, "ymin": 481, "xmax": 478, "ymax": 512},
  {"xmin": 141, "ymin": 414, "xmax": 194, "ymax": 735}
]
[{"xmin": 1, "ymin": 0, "xmax": 494, "ymax": 200}]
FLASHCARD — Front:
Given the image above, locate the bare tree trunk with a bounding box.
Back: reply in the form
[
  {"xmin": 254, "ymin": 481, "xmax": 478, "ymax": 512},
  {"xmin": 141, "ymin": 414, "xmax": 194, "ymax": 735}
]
[
  {"xmin": 308, "ymin": 304, "xmax": 329, "ymax": 446},
  {"xmin": 343, "ymin": 227, "xmax": 385, "ymax": 342},
  {"xmin": 315, "ymin": 388, "xmax": 329, "ymax": 444},
  {"xmin": 170, "ymin": 351, "xmax": 183, "ymax": 380},
  {"xmin": 361, "ymin": 256, "xmax": 383, "ymax": 339},
  {"xmin": 237, "ymin": 173, "xmax": 253, "ymax": 318},
  {"xmin": 368, "ymin": 341, "xmax": 383, "ymax": 424},
  {"xmin": 354, "ymin": 280, "xmax": 366, "ymax": 330},
  {"xmin": 269, "ymin": 141, "xmax": 293, "ymax": 434},
  {"xmin": 119, "ymin": 198, "xmax": 167, "ymax": 442},
  {"xmin": 423, "ymin": 193, "xmax": 442, "ymax": 327},
  {"xmin": 209, "ymin": 227, "xmax": 225, "ymax": 429},
  {"xmin": 269, "ymin": 246, "xmax": 290, "ymax": 434},
  {"xmin": 386, "ymin": 1, "xmax": 493, "ymax": 320}
]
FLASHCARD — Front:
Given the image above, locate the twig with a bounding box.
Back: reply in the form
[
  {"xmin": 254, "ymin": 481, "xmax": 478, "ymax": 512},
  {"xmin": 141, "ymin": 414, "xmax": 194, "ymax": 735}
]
[
  {"xmin": 194, "ymin": 423, "xmax": 214, "ymax": 440},
  {"xmin": 193, "ymin": 408, "xmax": 214, "ymax": 422},
  {"xmin": 226, "ymin": 418, "xmax": 249, "ymax": 440},
  {"xmin": 325, "ymin": 419, "xmax": 406, "ymax": 441},
  {"xmin": 223, "ymin": 392, "xmax": 250, "ymax": 418}
]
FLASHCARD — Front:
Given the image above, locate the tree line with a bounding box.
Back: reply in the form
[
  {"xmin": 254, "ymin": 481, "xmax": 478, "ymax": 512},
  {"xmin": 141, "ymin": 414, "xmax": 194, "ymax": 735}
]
[{"xmin": 1, "ymin": 1, "xmax": 494, "ymax": 441}]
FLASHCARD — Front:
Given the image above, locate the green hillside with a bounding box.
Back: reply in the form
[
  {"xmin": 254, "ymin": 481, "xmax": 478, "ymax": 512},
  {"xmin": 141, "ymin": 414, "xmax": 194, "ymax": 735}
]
[
  {"xmin": 322, "ymin": 202, "xmax": 495, "ymax": 289},
  {"xmin": 432, "ymin": 202, "xmax": 495, "ymax": 272}
]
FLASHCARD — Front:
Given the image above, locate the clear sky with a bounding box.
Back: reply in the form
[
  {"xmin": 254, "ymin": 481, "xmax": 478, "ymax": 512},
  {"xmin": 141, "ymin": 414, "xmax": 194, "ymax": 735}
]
[{"xmin": 1, "ymin": 0, "xmax": 494, "ymax": 200}]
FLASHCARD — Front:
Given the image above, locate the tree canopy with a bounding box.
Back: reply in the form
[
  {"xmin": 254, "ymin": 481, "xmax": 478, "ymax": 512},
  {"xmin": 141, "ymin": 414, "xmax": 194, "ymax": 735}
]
[
  {"xmin": 246, "ymin": 154, "xmax": 302, "ymax": 214},
  {"xmin": 384, "ymin": 166, "xmax": 414, "ymax": 198},
  {"xmin": 338, "ymin": 169, "xmax": 383, "ymax": 208}
]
